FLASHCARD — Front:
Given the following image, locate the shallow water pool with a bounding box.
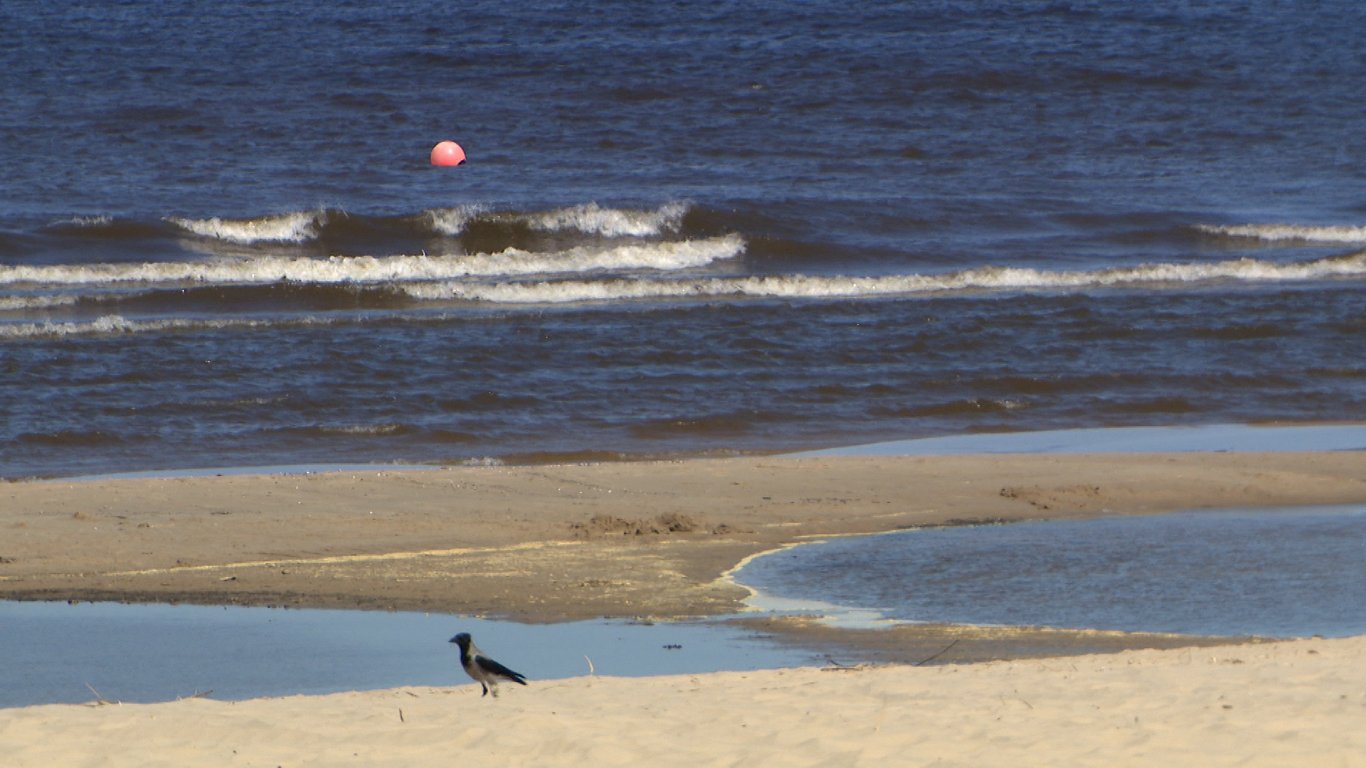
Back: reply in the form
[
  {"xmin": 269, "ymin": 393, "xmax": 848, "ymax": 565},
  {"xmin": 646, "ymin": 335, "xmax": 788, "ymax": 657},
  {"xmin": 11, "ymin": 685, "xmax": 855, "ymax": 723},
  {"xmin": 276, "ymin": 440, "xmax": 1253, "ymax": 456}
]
[
  {"xmin": 736, "ymin": 504, "xmax": 1366, "ymax": 637},
  {"xmin": 0, "ymin": 603, "xmax": 821, "ymax": 708}
]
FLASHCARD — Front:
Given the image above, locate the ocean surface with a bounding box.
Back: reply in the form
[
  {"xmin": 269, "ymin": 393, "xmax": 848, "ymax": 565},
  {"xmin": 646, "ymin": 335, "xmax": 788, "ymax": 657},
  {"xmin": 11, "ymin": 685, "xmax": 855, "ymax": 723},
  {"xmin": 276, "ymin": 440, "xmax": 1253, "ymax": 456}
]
[
  {"xmin": 3, "ymin": 1, "xmax": 1364, "ymax": 479},
  {"xmin": 736, "ymin": 504, "xmax": 1366, "ymax": 638}
]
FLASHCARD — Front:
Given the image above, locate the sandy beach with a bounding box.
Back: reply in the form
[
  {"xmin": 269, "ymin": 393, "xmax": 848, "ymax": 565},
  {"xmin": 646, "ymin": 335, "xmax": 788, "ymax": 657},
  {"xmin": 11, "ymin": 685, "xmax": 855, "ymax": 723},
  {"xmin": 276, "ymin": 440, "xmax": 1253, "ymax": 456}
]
[
  {"xmin": 2, "ymin": 450, "xmax": 1364, "ymax": 764},
  {"xmin": 2, "ymin": 634, "xmax": 1362, "ymax": 767}
]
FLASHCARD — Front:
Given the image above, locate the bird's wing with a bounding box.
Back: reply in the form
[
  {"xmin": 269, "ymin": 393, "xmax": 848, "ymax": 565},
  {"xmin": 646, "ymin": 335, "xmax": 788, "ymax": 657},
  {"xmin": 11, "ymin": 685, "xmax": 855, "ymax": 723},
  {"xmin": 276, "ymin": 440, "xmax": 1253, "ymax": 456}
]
[{"xmin": 475, "ymin": 655, "xmax": 527, "ymax": 684}]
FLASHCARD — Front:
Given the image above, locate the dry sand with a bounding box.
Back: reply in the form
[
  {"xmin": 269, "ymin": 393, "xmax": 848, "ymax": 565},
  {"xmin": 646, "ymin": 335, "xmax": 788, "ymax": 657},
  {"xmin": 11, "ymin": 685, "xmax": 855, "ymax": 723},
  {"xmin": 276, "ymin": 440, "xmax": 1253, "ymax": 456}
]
[
  {"xmin": 2, "ymin": 450, "xmax": 1364, "ymax": 764},
  {"xmin": 1, "ymin": 636, "xmax": 1361, "ymax": 767}
]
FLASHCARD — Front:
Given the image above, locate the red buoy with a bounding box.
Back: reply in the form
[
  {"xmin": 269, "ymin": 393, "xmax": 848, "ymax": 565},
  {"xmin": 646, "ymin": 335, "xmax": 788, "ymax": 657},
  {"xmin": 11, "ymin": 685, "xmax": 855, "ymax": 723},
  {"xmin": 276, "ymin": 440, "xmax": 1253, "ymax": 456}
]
[{"xmin": 430, "ymin": 140, "xmax": 466, "ymax": 166}]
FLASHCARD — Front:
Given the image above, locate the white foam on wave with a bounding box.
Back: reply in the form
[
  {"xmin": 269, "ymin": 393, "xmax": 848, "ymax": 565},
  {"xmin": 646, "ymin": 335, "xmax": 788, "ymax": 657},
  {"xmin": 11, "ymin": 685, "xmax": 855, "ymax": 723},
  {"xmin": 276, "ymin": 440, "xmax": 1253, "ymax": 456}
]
[
  {"xmin": 0, "ymin": 314, "xmax": 151, "ymax": 338},
  {"xmin": 84, "ymin": 202, "xmax": 688, "ymax": 244},
  {"xmin": 1198, "ymin": 223, "xmax": 1366, "ymax": 243},
  {"xmin": 423, "ymin": 204, "xmax": 489, "ymax": 236},
  {"xmin": 422, "ymin": 202, "xmax": 688, "ymax": 237},
  {"xmin": 0, "ymin": 294, "xmax": 80, "ymax": 311},
  {"xmin": 322, "ymin": 424, "xmax": 406, "ymax": 436},
  {"xmin": 0, "ymin": 235, "xmax": 746, "ymax": 288},
  {"xmin": 408, "ymin": 251, "xmax": 1366, "ymax": 304},
  {"xmin": 6, "ymin": 251, "xmax": 1357, "ymax": 337},
  {"xmin": 526, "ymin": 202, "xmax": 689, "ymax": 237},
  {"xmin": 0, "ymin": 313, "xmax": 336, "ymax": 339},
  {"xmin": 168, "ymin": 210, "xmax": 326, "ymax": 244},
  {"xmin": 50, "ymin": 215, "xmax": 113, "ymax": 228}
]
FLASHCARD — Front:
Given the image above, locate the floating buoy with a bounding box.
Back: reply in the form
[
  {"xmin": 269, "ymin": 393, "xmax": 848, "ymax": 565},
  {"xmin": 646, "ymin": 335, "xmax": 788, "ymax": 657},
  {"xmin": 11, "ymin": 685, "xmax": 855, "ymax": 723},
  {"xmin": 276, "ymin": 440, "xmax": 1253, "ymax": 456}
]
[{"xmin": 430, "ymin": 140, "xmax": 466, "ymax": 166}]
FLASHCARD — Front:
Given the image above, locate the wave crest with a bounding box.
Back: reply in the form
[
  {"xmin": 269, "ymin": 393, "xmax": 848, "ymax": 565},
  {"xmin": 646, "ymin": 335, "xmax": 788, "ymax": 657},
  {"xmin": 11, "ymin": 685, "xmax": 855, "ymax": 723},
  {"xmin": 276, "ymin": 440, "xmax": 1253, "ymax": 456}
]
[
  {"xmin": 405, "ymin": 251, "xmax": 1366, "ymax": 305},
  {"xmin": 168, "ymin": 210, "xmax": 326, "ymax": 244},
  {"xmin": 0, "ymin": 235, "xmax": 746, "ymax": 287},
  {"xmin": 0, "ymin": 294, "xmax": 79, "ymax": 311},
  {"xmin": 160, "ymin": 202, "xmax": 694, "ymax": 248},
  {"xmin": 0, "ymin": 313, "xmax": 333, "ymax": 339},
  {"xmin": 1197, "ymin": 223, "xmax": 1366, "ymax": 243},
  {"xmin": 526, "ymin": 202, "xmax": 689, "ymax": 237},
  {"xmin": 423, "ymin": 201, "xmax": 689, "ymax": 238}
]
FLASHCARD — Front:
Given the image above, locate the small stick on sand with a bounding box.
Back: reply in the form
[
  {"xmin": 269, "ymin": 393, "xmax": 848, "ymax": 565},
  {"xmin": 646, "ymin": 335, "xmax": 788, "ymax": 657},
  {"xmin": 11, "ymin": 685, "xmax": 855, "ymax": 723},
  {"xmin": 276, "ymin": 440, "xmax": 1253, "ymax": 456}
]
[
  {"xmin": 914, "ymin": 639, "xmax": 961, "ymax": 667},
  {"xmin": 822, "ymin": 656, "xmax": 867, "ymax": 672}
]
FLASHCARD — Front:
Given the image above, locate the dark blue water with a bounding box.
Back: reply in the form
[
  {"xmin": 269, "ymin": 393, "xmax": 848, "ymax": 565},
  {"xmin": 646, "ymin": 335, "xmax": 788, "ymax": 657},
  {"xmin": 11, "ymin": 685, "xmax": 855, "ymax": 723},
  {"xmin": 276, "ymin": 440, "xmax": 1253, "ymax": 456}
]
[
  {"xmin": 736, "ymin": 505, "xmax": 1366, "ymax": 638},
  {"xmin": 3, "ymin": 1, "xmax": 1364, "ymax": 478}
]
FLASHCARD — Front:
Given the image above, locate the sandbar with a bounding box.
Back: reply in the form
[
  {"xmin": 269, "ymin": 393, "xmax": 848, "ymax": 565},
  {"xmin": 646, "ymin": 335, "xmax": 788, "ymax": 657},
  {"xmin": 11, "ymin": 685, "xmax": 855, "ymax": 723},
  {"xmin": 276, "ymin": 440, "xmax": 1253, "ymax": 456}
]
[{"xmin": 3, "ymin": 451, "xmax": 1362, "ymax": 655}]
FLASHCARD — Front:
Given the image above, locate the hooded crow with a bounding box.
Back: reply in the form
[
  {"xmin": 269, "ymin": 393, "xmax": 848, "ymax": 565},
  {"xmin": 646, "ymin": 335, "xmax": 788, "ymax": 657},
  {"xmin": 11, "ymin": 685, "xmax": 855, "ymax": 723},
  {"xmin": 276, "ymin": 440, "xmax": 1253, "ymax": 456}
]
[{"xmin": 449, "ymin": 632, "xmax": 527, "ymax": 697}]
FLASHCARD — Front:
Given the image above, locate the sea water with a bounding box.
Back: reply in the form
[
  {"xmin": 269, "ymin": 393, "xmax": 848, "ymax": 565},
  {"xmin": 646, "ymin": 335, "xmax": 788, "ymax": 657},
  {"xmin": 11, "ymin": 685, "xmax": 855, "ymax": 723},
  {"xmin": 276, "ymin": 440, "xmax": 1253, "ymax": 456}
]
[{"xmin": 2, "ymin": 1, "xmax": 1364, "ymax": 479}]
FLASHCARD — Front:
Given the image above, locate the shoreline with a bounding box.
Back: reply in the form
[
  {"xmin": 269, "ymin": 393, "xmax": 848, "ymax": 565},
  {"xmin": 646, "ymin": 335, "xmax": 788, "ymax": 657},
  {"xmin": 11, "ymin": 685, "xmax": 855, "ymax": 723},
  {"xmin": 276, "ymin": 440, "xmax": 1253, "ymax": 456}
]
[{"xmin": 21, "ymin": 421, "xmax": 1364, "ymax": 485}]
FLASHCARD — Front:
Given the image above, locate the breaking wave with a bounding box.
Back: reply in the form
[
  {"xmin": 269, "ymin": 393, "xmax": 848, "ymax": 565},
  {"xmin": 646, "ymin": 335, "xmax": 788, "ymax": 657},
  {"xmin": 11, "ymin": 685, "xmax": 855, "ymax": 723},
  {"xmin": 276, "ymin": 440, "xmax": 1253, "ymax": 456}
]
[
  {"xmin": 1197, "ymin": 223, "xmax": 1366, "ymax": 243},
  {"xmin": 0, "ymin": 294, "xmax": 79, "ymax": 311},
  {"xmin": 167, "ymin": 202, "xmax": 693, "ymax": 245},
  {"xmin": 0, "ymin": 235, "xmax": 746, "ymax": 287},
  {"xmin": 423, "ymin": 205, "xmax": 488, "ymax": 237},
  {"xmin": 406, "ymin": 251, "xmax": 1366, "ymax": 304},
  {"xmin": 0, "ymin": 313, "xmax": 338, "ymax": 339},
  {"xmin": 4, "ymin": 223, "xmax": 1361, "ymax": 339},
  {"xmin": 1, "ymin": 250, "xmax": 1359, "ymax": 339},
  {"xmin": 169, "ymin": 210, "xmax": 326, "ymax": 244},
  {"xmin": 523, "ymin": 201, "xmax": 689, "ymax": 237}
]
